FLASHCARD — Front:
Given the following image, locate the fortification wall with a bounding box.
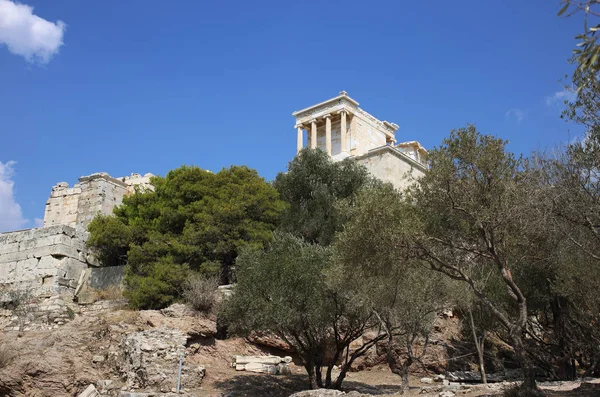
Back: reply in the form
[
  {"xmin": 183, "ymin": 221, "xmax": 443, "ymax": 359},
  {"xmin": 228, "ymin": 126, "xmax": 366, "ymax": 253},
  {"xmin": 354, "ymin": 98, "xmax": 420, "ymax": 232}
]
[
  {"xmin": 0, "ymin": 225, "xmax": 95, "ymax": 300},
  {"xmin": 44, "ymin": 172, "xmax": 153, "ymax": 232}
]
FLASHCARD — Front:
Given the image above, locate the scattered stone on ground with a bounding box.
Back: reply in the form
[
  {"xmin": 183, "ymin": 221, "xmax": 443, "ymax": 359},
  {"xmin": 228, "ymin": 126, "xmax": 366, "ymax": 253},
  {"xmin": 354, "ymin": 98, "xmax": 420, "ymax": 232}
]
[
  {"xmin": 78, "ymin": 384, "xmax": 100, "ymax": 397},
  {"xmin": 233, "ymin": 354, "xmax": 293, "ymax": 375}
]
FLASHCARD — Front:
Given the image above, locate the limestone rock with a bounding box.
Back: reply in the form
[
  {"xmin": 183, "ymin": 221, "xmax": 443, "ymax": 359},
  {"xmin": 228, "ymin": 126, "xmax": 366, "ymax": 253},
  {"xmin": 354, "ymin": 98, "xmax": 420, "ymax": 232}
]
[
  {"xmin": 92, "ymin": 354, "xmax": 105, "ymax": 363},
  {"xmin": 234, "ymin": 355, "xmax": 287, "ymax": 365},
  {"xmin": 121, "ymin": 327, "xmax": 204, "ymax": 391},
  {"xmin": 438, "ymin": 392, "xmax": 456, "ymax": 397},
  {"xmin": 246, "ymin": 331, "xmax": 295, "ymax": 353},
  {"xmin": 232, "ymin": 355, "xmax": 293, "ymax": 375},
  {"xmin": 138, "ymin": 306, "xmax": 216, "ymax": 340},
  {"xmin": 160, "ymin": 303, "xmax": 197, "ymax": 318},
  {"xmin": 421, "ymin": 377, "xmax": 434, "ymax": 384},
  {"xmin": 78, "ymin": 384, "xmax": 100, "ymax": 397}
]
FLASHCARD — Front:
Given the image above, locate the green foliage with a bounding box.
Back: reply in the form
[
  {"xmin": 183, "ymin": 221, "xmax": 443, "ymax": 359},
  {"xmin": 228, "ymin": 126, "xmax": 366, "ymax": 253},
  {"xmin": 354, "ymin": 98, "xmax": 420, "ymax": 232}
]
[
  {"xmin": 559, "ymin": 1, "xmax": 600, "ymax": 77},
  {"xmin": 400, "ymin": 125, "xmax": 547, "ymax": 389},
  {"xmin": 538, "ymin": 61, "xmax": 600, "ymax": 377},
  {"xmin": 124, "ymin": 256, "xmax": 190, "ymax": 310},
  {"xmin": 86, "ymin": 215, "xmax": 133, "ymax": 267},
  {"xmin": 221, "ymin": 232, "xmax": 378, "ymax": 389},
  {"xmin": 274, "ymin": 148, "xmax": 373, "ymax": 246},
  {"xmin": 333, "ymin": 184, "xmax": 456, "ymax": 389},
  {"xmin": 222, "ymin": 232, "xmax": 333, "ymax": 337},
  {"xmin": 87, "ymin": 165, "xmax": 285, "ymax": 309}
]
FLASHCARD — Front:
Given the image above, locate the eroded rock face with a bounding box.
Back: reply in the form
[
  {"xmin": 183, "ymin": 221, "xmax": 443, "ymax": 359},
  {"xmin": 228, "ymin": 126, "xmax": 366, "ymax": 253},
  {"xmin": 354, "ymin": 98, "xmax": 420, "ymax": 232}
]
[
  {"xmin": 121, "ymin": 327, "xmax": 205, "ymax": 392},
  {"xmin": 246, "ymin": 331, "xmax": 295, "ymax": 353}
]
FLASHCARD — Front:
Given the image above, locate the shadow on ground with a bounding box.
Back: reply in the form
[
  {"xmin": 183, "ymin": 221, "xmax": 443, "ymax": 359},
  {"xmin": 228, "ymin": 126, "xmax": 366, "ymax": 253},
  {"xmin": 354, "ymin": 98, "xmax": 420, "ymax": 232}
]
[
  {"xmin": 213, "ymin": 374, "xmax": 408, "ymax": 397},
  {"xmin": 213, "ymin": 374, "xmax": 308, "ymax": 397},
  {"xmin": 545, "ymin": 383, "xmax": 600, "ymax": 397}
]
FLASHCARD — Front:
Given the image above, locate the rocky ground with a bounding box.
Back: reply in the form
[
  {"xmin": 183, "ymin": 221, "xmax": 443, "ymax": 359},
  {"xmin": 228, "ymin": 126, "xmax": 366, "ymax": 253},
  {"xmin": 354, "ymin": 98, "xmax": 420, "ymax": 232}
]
[{"xmin": 0, "ymin": 300, "xmax": 598, "ymax": 397}]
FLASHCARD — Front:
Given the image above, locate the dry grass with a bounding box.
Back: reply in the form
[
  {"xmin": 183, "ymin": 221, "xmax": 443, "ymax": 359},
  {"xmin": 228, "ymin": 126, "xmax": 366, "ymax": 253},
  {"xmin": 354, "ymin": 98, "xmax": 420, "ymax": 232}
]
[
  {"xmin": 0, "ymin": 343, "xmax": 16, "ymax": 369},
  {"xmin": 101, "ymin": 309, "xmax": 141, "ymax": 325},
  {"xmin": 183, "ymin": 275, "xmax": 219, "ymax": 313},
  {"xmin": 91, "ymin": 285, "xmax": 125, "ymax": 302}
]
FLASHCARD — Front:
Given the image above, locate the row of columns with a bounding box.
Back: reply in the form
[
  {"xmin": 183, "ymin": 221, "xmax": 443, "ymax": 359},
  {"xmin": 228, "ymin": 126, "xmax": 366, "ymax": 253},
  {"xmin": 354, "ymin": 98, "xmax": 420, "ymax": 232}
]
[{"xmin": 296, "ymin": 110, "xmax": 349, "ymax": 155}]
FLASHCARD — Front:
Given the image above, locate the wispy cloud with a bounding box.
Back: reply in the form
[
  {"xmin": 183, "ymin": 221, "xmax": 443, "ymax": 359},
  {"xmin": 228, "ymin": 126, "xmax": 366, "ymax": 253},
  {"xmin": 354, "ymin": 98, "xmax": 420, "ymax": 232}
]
[
  {"xmin": 545, "ymin": 88, "xmax": 576, "ymax": 106},
  {"xmin": 505, "ymin": 108, "xmax": 528, "ymax": 123},
  {"xmin": 0, "ymin": 161, "xmax": 28, "ymax": 232},
  {"xmin": 0, "ymin": 0, "xmax": 66, "ymax": 64},
  {"xmin": 34, "ymin": 217, "xmax": 44, "ymax": 228}
]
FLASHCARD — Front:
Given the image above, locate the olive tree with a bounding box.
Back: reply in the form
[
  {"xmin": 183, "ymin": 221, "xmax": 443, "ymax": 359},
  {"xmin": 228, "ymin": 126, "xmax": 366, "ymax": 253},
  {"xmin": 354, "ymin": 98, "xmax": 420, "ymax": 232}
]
[
  {"xmin": 221, "ymin": 233, "xmax": 384, "ymax": 390},
  {"xmin": 332, "ymin": 184, "xmax": 455, "ymax": 391}
]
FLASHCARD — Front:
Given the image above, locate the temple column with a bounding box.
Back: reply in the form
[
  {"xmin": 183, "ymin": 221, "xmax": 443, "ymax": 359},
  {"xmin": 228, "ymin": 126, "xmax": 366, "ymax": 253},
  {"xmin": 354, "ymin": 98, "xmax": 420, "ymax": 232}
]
[
  {"xmin": 340, "ymin": 110, "xmax": 347, "ymax": 153},
  {"xmin": 310, "ymin": 119, "xmax": 317, "ymax": 149},
  {"xmin": 324, "ymin": 114, "xmax": 332, "ymax": 155},
  {"xmin": 296, "ymin": 125, "xmax": 303, "ymax": 154}
]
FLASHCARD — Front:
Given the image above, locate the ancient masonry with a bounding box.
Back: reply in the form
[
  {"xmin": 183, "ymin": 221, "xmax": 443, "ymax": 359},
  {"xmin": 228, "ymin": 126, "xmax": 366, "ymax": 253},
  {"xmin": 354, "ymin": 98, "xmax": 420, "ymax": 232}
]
[
  {"xmin": 293, "ymin": 91, "xmax": 428, "ymax": 189},
  {"xmin": 44, "ymin": 172, "xmax": 153, "ymax": 232},
  {"xmin": 0, "ymin": 173, "xmax": 153, "ymax": 301}
]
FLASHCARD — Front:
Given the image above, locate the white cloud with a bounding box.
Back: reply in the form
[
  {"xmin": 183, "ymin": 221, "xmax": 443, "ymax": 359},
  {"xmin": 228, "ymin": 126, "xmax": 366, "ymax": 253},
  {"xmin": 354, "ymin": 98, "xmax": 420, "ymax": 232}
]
[
  {"xmin": 33, "ymin": 217, "xmax": 43, "ymax": 228},
  {"xmin": 0, "ymin": 161, "xmax": 28, "ymax": 232},
  {"xmin": 0, "ymin": 0, "xmax": 65, "ymax": 63},
  {"xmin": 545, "ymin": 88, "xmax": 576, "ymax": 106},
  {"xmin": 505, "ymin": 108, "xmax": 528, "ymax": 123}
]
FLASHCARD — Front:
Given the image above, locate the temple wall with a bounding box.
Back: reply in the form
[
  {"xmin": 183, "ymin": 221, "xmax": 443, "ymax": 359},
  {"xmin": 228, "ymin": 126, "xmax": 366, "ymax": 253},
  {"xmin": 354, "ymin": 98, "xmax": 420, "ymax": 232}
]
[
  {"xmin": 351, "ymin": 110, "xmax": 390, "ymax": 156},
  {"xmin": 356, "ymin": 146, "xmax": 426, "ymax": 191}
]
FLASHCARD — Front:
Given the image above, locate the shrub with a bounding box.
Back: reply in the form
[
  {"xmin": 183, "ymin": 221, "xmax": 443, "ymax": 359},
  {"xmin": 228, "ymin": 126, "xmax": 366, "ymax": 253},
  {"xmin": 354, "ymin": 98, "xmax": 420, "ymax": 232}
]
[
  {"xmin": 183, "ymin": 275, "xmax": 219, "ymax": 312},
  {"xmin": 124, "ymin": 257, "xmax": 190, "ymax": 310}
]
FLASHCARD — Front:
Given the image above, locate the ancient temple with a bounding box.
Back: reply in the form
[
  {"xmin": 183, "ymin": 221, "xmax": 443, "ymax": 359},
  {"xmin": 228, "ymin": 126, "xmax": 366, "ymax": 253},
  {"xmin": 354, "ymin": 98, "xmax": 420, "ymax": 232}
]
[{"xmin": 293, "ymin": 91, "xmax": 428, "ymax": 190}]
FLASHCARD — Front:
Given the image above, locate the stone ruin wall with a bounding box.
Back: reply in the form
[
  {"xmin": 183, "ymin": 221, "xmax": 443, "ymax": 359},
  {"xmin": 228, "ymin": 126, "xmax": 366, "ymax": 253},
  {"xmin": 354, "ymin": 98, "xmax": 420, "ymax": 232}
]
[
  {"xmin": 0, "ymin": 225, "xmax": 93, "ymax": 302},
  {"xmin": 44, "ymin": 172, "xmax": 154, "ymax": 232},
  {"xmin": 0, "ymin": 172, "xmax": 153, "ymax": 304}
]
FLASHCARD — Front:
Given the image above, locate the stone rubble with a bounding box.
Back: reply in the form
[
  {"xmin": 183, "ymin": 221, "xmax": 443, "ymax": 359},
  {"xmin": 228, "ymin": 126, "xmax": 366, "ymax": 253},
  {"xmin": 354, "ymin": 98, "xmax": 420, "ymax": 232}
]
[
  {"xmin": 232, "ymin": 354, "xmax": 293, "ymax": 375},
  {"xmin": 121, "ymin": 327, "xmax": 205, "ymax": 392},
  {"xmin": 79, "ymin": 384, "xmax": 101, "ymax": 397},
  {"xmin": 0, "ymin": 294, "xmax": 129, "ymax": 331}
]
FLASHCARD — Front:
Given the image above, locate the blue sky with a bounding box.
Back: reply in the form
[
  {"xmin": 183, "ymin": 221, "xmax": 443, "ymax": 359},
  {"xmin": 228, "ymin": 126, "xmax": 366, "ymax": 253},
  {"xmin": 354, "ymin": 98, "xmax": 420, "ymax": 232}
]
[{"xmin": 0, "ymin": 0, "xmax": 587, "ymax": 231}]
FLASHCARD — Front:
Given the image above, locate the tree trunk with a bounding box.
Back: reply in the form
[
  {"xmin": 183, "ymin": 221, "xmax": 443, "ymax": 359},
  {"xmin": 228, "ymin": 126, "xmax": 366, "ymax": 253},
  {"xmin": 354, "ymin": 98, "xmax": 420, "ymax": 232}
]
[
  {"xmin": 315, "ymin": 364, "xmax": 324, "ymax": 388},
  {"xmin": 400, "ymin": 358, "xmax": 412, "ymax": 393},
  {"xmin": 306, "ymin": 364, "xmax": 319, "ymax": 390},
  {"xmin": 385, "ymin": 333, "xmax": 402, "ymax": 376},
  {"xmin": 551, "ymin": 297, "xmax": 577, "ymax": 380},
  {"xmin": 383, "ymin": 331, "xmax": 414, "ymax": 394},
  {"xmin": 510, "ymin": 329, "xmax": 538, "ymax": 390},
  {"xmin": 333, "ymin": 362, "xmax": 349, "ymax": 390},
  {"xmin": 468, "ymin": 310, "xmax": 487, "ymax": 384}
]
